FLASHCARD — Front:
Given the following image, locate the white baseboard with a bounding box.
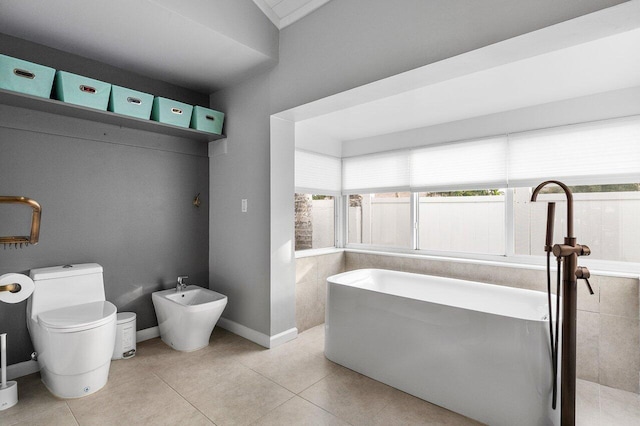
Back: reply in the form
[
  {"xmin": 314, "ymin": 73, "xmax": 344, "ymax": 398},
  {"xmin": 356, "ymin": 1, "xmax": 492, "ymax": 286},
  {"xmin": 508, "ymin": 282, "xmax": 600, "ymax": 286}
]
[
  {"xmin": 136, "ymin": 326, "xmax": 159, "ymax": 342},
  {"xmin": 269, "ymin": 327, "xmax": 298, "ymax": 348},
  {"xmin": 2, "ymin": 359, "xmax": 39, "ymax": 381},
  {"xmin": 216, "ymin": 317, "xmax": 297, "ymax": 349}
]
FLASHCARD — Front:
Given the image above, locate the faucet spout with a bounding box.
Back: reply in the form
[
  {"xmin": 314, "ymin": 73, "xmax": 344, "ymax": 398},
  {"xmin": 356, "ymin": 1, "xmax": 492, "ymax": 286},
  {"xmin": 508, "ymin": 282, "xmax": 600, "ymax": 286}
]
[
  {"xmin": 176, "ymin": 275, "xmax": 189, "ymax": 292},
  {"xmin": 531, "ymin": 180, "xmax": 574, "ymax": 238}
]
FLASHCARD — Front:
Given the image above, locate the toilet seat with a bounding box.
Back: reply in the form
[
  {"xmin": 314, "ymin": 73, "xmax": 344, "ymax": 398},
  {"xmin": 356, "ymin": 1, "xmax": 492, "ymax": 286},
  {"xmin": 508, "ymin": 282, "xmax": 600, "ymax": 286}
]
[{"xmin": 38, "ymin": 301, "xmax": 117, "ymax": 333}]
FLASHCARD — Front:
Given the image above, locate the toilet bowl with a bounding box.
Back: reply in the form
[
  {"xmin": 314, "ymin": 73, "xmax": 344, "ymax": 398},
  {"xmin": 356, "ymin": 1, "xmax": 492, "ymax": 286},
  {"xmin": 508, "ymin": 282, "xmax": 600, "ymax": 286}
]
[{"xmin": 27, "ymin": 264, "xmax": 116, "ymax": 398}]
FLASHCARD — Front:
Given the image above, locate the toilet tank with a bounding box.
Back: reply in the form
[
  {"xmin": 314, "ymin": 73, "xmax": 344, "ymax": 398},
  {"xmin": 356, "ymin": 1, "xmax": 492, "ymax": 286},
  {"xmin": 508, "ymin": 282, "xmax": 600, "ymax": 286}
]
[{"xmin": 28, "ymin": 263, "xmax": 106, "ymax": 320}]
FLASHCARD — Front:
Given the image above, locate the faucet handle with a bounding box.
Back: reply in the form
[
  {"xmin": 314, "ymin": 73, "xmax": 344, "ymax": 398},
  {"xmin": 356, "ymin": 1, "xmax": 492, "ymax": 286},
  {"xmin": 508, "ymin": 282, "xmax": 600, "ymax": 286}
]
[
  {"xmin": 576, "ymin": 266, "xmax": 594, "ymax": 295},
  {"xmin": 177, "ymin": 275, "xmax": 189, "ymax": 285}
]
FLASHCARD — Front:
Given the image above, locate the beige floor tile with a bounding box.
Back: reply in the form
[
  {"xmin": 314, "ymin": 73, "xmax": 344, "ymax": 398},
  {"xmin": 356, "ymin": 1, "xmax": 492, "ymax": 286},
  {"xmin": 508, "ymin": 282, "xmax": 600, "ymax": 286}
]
[
  {"xmin": 107, "ymin": 355, "xmax": 155, "ymax": 389},
  {"xmin": 9, "ymin": 326, "xmax": 640, "ymax": 426},
  {"xmin": 210, "ymin": 326, "xmax": 248, "ymax": 346},
  {"xmin": 576, "ymin": 379, "xmax": 601, "ymax": 426},
  {"xmin": 373, "ymin": 390, "xmax": 483, "ymax": 425},
  {"xmin": 294, "ymin": 324, "xmax": 326, "ymax": 355},
  {"xmin": 235, "ymin": 337, "xmax": 312, "ymax": 370},
  {"xmin": 8, "ymin": 404, "xmax": 78, "ymax": 426},
  {"xmin": 600, "ymin": 384, "xmax": 640, "ymax": 426},
  {"xmin": 252, "ymin": 395, "xmax": 348, "ymax": 426},
  {"xmin": 187, "ymin": 368, "xmax": 294, "ymax": 426},
  {"xmin": 299, "ymin": 366, "xmax": 397, "ymax": 426},
  {"xmin": 252, "ymin": 350, "xmax": 338, "ymax": 394},
  {"xmin": 9, "ymin": 403, "xmax": 78, "ymax": 426},
  {"xmin": 133, "ymin": 337, "xmax": 203, "ymax": 370},
  {"xmin": 158, "ymin": 351, "xmax": 252, "ymax": 398},
  {"xmin": 1, "ymin": 373, "xmax": 69, "ymax": 425},
  {"xmin": 67, "ymin": 372, "xmax": 212, "ymax": 426}
]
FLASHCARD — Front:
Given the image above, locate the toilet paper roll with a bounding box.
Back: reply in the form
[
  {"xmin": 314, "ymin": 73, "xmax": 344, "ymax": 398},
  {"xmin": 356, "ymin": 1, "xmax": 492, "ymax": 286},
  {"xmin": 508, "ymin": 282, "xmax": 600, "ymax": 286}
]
[{"xmin": 0, "ymin": 273, "xmax": 35, "ymax": 304}]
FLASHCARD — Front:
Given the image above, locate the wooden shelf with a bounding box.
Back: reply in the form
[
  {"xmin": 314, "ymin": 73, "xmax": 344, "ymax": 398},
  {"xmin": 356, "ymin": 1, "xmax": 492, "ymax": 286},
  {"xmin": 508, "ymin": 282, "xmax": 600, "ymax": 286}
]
[{"xmin": 0, "ymin": 89, "xmax": 225, "ymax": 143}]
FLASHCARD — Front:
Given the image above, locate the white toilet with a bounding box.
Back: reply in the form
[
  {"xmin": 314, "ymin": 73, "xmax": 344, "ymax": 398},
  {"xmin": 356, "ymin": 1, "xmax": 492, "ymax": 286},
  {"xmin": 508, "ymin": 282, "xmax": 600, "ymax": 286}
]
[{"xmin": 27, "ymin": 263, "xmax": 117, "ymax": 398}]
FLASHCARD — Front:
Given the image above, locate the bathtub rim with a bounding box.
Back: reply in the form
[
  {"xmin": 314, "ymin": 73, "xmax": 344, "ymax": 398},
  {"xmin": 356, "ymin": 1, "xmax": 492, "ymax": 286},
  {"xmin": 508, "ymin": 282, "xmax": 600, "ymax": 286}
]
[{"xmin": 326, "ymin": 268, "xmax": 558, "ymax": 323}]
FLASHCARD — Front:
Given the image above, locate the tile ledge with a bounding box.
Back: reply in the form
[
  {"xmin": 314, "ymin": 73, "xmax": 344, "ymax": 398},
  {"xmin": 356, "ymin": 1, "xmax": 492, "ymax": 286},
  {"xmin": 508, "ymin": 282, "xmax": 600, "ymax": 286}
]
[
  {"xmin": 295, "ymin": 248, "xmax": 344, "ymax": 259},
  {"xmin": 344, "ymin": 249, "xmax": 640, "ymax": 279}
]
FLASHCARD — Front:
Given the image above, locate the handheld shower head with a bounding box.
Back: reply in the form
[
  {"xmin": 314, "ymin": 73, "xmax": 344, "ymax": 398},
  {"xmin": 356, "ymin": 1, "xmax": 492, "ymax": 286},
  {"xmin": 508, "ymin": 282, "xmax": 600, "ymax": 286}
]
[{"xmin": 545, "ymin": 202, "xmax": 556, "ymax": 252}]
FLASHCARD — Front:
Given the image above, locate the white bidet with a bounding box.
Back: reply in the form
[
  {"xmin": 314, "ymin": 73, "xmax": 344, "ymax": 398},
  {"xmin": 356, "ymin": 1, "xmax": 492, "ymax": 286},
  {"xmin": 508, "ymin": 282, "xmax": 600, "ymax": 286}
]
[{"xmin": 152, "ymin": 285, "xmax": 227, "ymax": 351}]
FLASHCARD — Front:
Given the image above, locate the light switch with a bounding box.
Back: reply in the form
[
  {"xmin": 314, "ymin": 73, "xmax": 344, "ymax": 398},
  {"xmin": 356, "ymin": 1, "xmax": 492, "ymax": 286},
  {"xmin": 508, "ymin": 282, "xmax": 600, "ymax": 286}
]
[{"xmin": 241, "ymin": 199, "xmax": 248, "ymax": 212}]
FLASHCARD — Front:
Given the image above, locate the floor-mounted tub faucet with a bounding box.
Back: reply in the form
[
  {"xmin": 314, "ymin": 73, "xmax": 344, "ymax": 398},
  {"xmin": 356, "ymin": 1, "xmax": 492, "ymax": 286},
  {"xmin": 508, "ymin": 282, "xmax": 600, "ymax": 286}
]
[
  {"xmin": 176, "ymin": 275, "xmax": 188, "ymax": 292},
  {"xmin": 531, "ymin": 180, "xmax": 593, "ymax": 426}
]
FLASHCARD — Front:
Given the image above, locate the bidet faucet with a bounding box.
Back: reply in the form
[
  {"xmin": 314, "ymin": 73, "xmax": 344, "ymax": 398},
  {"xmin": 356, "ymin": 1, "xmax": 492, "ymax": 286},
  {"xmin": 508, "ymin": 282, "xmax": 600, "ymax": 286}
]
[{"xmin": 176, "ymin": 275, "xmax": 188, "ymax": 292}]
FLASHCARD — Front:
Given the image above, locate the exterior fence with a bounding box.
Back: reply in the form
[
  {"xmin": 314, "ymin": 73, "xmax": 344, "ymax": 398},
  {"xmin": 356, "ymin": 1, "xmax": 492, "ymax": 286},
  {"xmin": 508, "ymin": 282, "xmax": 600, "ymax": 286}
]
[{"xmin": 308, "ymin": 190, "xmax": 640, "ymax": 263}]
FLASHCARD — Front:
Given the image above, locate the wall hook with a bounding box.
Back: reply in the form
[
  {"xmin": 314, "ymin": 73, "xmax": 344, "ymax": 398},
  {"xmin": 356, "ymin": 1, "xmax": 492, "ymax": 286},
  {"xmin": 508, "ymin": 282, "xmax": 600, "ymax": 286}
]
[{"xmin": 193, "ymin": 193, "xmax": 201, "ymax": 208}]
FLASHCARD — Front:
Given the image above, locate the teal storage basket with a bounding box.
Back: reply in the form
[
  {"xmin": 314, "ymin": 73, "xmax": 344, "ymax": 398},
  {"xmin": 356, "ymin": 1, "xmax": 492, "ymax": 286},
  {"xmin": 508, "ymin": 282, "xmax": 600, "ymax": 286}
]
[
  {"xmin": 0, "ymin": 54, "xmax": 55, "ymax": 98},
  {"xmin": 108, "ymin": 85, "xmax": 153, "ymax": 119},
  {"xmin": 190, "ymin": 106, "xmax": 224, "ymax": 134},
  {"xmin": 151, "ymin": 97, "xmax": 193, "ymax": 128},
  {"xmin": 54, "ymin": 71, "xmax": 111, "ymax": 111}
]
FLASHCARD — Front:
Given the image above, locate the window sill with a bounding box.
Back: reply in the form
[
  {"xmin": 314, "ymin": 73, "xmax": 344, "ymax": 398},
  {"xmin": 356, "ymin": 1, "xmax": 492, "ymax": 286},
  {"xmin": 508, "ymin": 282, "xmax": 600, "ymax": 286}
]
[{"xmin": 295, "ymin": 247, "xmax": 344, "ymax": 259}]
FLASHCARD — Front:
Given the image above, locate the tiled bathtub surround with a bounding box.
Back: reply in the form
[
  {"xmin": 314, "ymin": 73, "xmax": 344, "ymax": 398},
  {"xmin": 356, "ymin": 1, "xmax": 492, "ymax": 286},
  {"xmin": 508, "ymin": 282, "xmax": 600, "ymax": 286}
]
[
  {"xmin": 343, "ymin": 251, "xmax": 640, "ymax": 394},
  {"xmin": 295, "ymin": 251, "xmax": 345, "ymax": 332}
]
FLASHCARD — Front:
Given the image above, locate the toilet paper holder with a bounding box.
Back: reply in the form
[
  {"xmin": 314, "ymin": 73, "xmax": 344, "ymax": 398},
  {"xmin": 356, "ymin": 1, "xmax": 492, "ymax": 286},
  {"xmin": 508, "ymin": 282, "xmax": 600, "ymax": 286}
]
[
  {"xmin": 0, "ymin": 283, "xmax": 21, "ymax": 293},
  {"xmin": 0, "ymin": 196, "xmax": 41, "ymax": 248}
]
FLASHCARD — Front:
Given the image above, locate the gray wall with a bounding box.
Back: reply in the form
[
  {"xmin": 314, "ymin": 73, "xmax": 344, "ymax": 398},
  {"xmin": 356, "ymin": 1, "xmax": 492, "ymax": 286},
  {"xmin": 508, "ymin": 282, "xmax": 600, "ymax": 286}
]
[
  {"xmin": 209, "ymin": 0, "xmax": 628, "ymax": 337},
  {"xmin": 0, "ymin": 36, "xmax": 210, "ymax": 364},
  {"xmin": 209, "ymin": 73, "xmax": 273, "ymax": 335}
]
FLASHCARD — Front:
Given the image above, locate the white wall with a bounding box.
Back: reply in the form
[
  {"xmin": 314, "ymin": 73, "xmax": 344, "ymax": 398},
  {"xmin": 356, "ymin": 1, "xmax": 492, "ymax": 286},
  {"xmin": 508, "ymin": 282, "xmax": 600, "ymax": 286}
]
[{"xmin": 209, "ymin": 0, "xmax": 629, "ymax": 342}]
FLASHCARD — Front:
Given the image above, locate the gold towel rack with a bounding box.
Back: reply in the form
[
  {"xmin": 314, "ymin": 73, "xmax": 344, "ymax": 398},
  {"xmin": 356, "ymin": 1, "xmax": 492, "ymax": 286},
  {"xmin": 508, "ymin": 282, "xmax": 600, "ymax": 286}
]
[{"xmin": 0, "ymin": 196, "xmax": 42, "ymax": 246}]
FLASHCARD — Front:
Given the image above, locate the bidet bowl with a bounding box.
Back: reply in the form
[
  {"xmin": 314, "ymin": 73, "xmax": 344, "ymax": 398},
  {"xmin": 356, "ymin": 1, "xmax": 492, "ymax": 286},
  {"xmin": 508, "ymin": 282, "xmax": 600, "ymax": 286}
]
[{"xmin": 152, "ymin": 285, "xmax": 227, "ymax": 351}]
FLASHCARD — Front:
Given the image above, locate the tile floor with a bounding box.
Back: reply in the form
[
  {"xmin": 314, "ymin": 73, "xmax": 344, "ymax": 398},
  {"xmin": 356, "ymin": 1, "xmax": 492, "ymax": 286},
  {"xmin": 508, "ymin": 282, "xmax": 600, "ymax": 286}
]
[{"xmin": 3, "ymin": 325, "xmax": 640, "ymax": 425}]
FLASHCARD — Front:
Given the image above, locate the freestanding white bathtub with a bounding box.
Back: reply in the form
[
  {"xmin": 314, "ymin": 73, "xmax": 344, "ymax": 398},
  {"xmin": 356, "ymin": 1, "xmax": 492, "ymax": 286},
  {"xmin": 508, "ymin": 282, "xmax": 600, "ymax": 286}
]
[{"xmin": 325, "ymin": 268, "xmax": 559, "ymax": 426}]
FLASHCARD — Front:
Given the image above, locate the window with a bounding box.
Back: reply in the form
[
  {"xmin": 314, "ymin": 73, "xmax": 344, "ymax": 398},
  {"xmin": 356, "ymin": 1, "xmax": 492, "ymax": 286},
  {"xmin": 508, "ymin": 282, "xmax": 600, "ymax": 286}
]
[
  {"xmin": 300, "ymin": 115, "xmax": 640, "ymax": 266},
  {"xmin": 418, "ymin": 189, "xmax": 505, "ymax": 255},
  {"xmin": 514, "ymin": 183, "xmax": 640, "ymax": 263},
  {"xmin": 294, "ymin": 193, "xmax": 335, "ymax": 251},
  {"xmin": 294, "ymin": 149, "xmax": 340, "ymax": 252},
  {"xmin": 347, "ymin": 193, "xmax": 411, "ymax": 248}
]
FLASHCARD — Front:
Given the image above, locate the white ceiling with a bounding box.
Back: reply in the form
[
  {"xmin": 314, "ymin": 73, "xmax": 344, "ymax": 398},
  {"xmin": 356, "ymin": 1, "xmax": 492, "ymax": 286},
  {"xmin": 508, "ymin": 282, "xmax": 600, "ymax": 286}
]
[
  {"xmin": 0, "ymin": 0, "xmax": 278, "ymax": 93},
  {"xmin": 253, "ymin": 0, "xmax": 333, "ymax": 29},
  {"xmin": 290, "ymin": 2, "xmax": 640, "ymax": 152},
  {"xmin": 297, "ymin": 28, "xmax": 640, "ymax": 144}
]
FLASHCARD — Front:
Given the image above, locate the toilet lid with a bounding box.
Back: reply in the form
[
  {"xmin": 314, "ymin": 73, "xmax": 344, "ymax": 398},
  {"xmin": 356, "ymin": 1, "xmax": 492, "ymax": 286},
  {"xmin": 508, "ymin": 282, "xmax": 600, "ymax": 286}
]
[{"xmin": 38, "ymin": 301, "xmax": 116, "ymax": 333}]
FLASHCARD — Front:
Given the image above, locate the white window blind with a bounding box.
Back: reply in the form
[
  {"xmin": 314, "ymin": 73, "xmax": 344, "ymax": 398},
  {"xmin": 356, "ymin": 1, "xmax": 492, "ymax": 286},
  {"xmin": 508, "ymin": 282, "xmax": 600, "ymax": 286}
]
[
  {"xmin": 340, "ymin": 115, "xmax": 640, "ymax": 194},
  {"xmin": 342, "ymin": 150, "xmax": 410, "ymax": 194},
  {"xmin": 410, "ymin": 137, "xmax": 508, "ymax": 192},
  {"xmin": 295, "ymin": 150, "xmax": 342, "ymax": 194},
  {"xmin": 508, "ymin": 116, "xmax": 640, "ymax": 187}
]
